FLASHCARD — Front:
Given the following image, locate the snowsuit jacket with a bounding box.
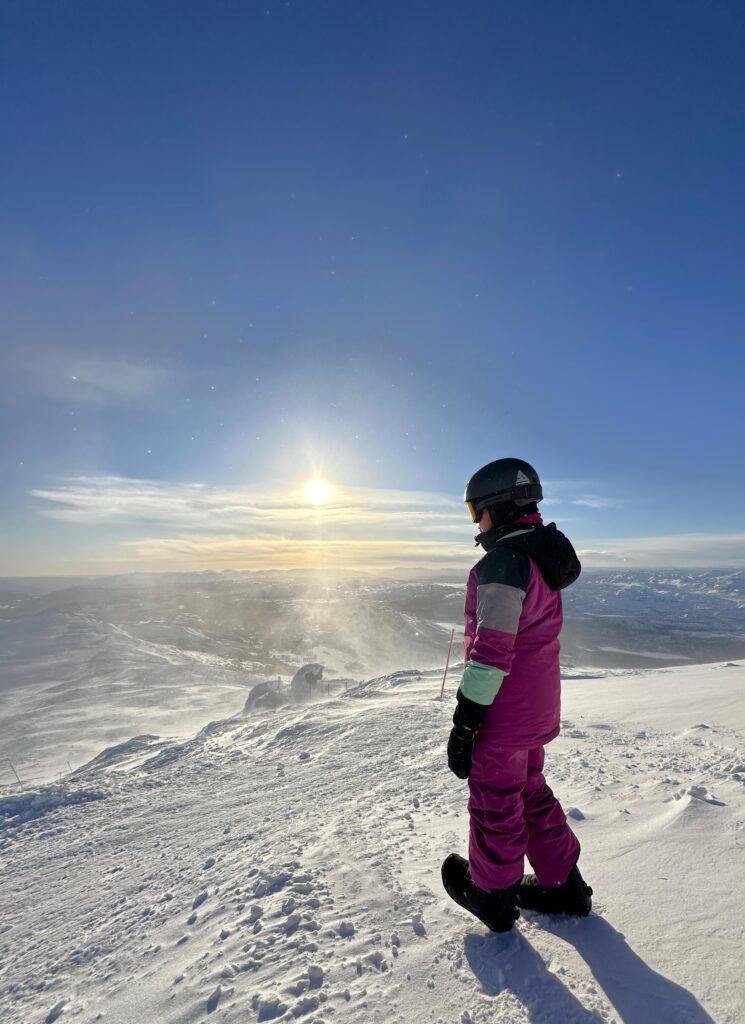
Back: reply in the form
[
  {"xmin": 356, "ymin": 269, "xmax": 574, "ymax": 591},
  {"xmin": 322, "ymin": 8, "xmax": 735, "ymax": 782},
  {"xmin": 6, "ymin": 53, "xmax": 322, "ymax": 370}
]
[{"xmin": 462, "ymin": 516, "xmax": 581, "ymax": 749}]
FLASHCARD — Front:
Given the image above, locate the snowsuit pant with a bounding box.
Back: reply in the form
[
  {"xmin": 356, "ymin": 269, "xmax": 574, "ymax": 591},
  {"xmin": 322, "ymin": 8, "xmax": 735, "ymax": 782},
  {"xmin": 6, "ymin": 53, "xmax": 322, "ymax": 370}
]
[{"xmin": 467, "ymin": 744, "xmax": 580, "ymax": 891}]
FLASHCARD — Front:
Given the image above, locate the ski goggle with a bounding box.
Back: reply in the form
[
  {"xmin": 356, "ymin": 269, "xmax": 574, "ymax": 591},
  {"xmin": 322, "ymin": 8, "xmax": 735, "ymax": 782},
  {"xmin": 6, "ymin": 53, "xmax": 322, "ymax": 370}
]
[
  {"xmin": 466, "ymin": 500, "xmax": 483, "ymax": 523},
  {"xmin": 465, "ymin": 483, "xmax": 542, "ymax": 524}
]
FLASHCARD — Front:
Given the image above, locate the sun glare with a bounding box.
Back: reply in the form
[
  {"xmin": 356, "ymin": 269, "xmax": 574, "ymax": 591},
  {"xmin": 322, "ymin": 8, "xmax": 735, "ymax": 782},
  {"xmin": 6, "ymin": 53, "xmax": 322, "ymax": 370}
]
[{"xmin": 304, "ymin": 478, "xmax": 334, "ymax": 505}]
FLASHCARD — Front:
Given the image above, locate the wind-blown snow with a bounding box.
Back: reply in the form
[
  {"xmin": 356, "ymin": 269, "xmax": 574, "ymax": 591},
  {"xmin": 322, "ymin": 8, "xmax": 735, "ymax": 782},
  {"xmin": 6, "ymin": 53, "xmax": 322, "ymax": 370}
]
[
  {"xmin": 2, "ymin": 569, "xmax": 744, "ymax": 786},
  {"xmin": 2, "ymin": 661, "xmax": 743, "ymax": 1023}
]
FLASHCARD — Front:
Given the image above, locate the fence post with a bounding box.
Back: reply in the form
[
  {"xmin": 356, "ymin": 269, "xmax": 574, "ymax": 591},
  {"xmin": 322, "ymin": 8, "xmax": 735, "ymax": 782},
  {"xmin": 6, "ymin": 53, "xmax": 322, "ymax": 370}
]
[
  {"xmin": 438, "ymin": 628, "xmax": 456, "ymax": 701},
  {"xmin": 8, "ymin": 758, "xmax": 23, "ymax": 788}
]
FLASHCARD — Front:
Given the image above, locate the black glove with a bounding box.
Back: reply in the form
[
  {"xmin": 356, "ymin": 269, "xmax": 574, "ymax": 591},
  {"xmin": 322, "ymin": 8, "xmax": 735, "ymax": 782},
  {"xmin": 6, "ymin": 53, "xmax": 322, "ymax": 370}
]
[{"xmin": 447, "ymin": 689, "xmax": 489, "ymax": 780}]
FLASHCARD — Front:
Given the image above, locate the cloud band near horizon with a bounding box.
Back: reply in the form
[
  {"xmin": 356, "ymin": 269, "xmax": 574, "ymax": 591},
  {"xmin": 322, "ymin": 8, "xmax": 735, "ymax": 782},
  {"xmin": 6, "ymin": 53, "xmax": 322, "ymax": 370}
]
[{"xmin": 11, "ymin": 475, "xmax": 743, "ymax": 575}]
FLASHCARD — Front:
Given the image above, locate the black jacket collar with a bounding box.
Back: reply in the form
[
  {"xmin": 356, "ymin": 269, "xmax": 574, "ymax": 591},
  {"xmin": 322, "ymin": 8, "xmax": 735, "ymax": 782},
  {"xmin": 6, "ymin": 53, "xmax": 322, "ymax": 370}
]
[
  {"xmin": 475, "ymin": 522, "xmax": 534, "ymax": 551},
  {"xmin": 488, "ymin": 522, "xmax": 582, "ymax": 591}
]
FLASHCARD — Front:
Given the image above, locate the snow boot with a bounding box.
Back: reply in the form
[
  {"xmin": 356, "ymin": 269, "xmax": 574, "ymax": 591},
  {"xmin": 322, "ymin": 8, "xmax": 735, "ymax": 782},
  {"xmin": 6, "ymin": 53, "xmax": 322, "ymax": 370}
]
[
  {"xmin": 441, "ymin": 853, "xmax": 520, "ymax": 932},
  {"xmin": 516, "ymin": 863, "xmax": 593, "ymax": 917}
]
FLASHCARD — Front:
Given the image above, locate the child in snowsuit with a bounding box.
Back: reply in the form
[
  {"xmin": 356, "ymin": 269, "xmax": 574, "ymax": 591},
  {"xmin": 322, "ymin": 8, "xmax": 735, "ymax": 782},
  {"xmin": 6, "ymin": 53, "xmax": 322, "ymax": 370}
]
[{"xmin": 442, "ymin": 458, "xmax": 593, "ymax": 932}]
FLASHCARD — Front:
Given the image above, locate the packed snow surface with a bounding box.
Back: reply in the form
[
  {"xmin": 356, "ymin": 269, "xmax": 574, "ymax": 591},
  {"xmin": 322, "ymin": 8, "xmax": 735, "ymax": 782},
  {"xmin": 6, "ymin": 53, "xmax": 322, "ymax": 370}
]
[{"xmin": 2, "ymin": 661, "xmax": 744, "ymax": 1023}]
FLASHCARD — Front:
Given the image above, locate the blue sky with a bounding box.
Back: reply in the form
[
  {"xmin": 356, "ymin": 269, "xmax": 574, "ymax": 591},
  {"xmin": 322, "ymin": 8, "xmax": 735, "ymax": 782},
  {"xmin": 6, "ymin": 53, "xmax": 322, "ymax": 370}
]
[{"xmin": 2, "ymin": 1, "xmax": 744, "ymax": 574}]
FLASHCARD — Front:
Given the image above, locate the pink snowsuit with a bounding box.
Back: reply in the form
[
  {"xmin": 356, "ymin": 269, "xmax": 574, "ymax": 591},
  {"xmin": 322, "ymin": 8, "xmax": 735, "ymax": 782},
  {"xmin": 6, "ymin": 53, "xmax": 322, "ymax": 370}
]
[{"xmin": 463, "ymin": 515, "xmax": 580, "ymax": 890}]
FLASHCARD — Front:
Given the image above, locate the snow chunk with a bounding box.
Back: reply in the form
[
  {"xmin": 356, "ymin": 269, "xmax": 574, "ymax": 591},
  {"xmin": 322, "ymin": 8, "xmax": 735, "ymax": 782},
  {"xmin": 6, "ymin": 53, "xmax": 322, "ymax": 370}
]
[
  {"xmin": 292, "ymin": 994, "xmax": 320, "ymax": 1016},
  {"xmin": 1, "ymin": 786, "xmax": 107, "ymax": 826},
  {"xmin": 206, "ymin": 985, "xmax": 222, "ymax": 1013},
  {"xmin": 251, "ymin": 994, "xmax": 288, "ymax": 1021},
  {"xmin": 283, "ymin": 913, "xmax": 301, "ymax": 935},
  {"xmin": 307, "ymin": 963, "xmax": 324, "ymax": 987}
]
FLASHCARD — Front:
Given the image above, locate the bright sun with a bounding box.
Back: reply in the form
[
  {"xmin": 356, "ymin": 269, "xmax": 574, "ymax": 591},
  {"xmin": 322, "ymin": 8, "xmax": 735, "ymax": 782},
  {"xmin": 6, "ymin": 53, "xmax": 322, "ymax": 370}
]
[{"xmin": 304, "ymin": 478, "xmax": 334, "ymax": 505}]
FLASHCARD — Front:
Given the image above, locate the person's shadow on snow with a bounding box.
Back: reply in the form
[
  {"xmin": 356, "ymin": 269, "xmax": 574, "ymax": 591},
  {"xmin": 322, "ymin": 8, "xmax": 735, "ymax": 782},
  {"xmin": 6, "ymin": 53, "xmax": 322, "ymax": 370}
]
[
  {"xmin": 464, "ymin": 914, "xmax": 715, "ymax": 1024},
  {"xmin": 464, "ymin": 929, "xmax": 605, "ymax": 1023}
]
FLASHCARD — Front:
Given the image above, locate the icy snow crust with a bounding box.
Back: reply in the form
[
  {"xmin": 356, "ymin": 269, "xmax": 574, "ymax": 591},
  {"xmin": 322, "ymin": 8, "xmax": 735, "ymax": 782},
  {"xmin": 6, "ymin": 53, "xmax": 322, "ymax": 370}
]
[{"xmin": 2, "ymin": 662, "xmax": 744, "ymax": 1024}]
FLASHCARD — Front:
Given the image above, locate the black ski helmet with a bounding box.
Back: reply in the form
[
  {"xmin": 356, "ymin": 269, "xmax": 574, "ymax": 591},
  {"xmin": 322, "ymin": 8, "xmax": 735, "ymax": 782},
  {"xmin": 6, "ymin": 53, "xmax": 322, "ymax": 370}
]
[{"xmin": 464, "ymin": 458, "xmax": 542, "ymax": 524}]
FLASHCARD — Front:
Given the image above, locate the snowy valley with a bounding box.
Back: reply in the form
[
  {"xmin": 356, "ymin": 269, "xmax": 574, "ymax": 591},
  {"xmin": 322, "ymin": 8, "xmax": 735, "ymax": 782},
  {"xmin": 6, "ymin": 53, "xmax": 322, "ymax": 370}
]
[
  {"xmin": 1, "ymin": 572, "xmax": 745, "ymax": 1024},
  {"xmin": 1, "ymin": 569, "xmax": 744, "ymax": 786}
]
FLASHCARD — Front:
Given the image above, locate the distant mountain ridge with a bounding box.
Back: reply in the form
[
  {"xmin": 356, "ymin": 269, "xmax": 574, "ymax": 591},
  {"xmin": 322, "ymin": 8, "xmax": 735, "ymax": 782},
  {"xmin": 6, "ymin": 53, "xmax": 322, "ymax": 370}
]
[
  {"xmin": 1, "ymin": 568, "xmax": 743, "ymax": 785},
  {"xmin": 2, "ymin": 568, "xmax": 743, "ymax": 677}
]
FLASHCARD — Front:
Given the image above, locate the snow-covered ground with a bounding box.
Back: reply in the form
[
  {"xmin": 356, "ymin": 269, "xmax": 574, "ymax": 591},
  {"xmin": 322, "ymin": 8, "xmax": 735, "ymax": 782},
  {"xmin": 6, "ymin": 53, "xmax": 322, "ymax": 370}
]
[
  {"xmin": 0, "ymin": 573, "xmax": 453, "ymax": 786},
  {"xmin": 2, "ymin": 661, "xmax": 744, "ymax": 1024},
  {"xmin": 2, "ymin": 569, "xmax": 744, "ymax": 788}
]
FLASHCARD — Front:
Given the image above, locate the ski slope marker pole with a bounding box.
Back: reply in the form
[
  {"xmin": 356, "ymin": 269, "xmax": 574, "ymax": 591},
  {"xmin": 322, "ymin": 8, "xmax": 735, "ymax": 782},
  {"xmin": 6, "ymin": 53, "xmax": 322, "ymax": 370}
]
[
  {"xmin": 8, "ymin": 758, "xmax": 22, "ymax": 788},
  {"xmin": 438, "ymin": 628, "xmax": 455, "ymax": 701}
]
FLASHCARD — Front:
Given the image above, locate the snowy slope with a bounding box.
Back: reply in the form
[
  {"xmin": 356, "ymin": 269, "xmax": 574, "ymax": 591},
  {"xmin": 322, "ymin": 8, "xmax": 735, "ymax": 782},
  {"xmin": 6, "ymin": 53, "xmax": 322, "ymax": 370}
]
[
  {"xmin": 2, "ymin": 662, "xmax": 744, "ymax": 1024},
  {"xmin": 3, "ymin": 568, "xmax": 745, "ymax": 788},
  {"xmin": 0, "ymin": 573, "xmax": 452, "ymax": 786},
  {"xmin": 0, "ymin": 608, "xmax": 261, "ymax": 786}
]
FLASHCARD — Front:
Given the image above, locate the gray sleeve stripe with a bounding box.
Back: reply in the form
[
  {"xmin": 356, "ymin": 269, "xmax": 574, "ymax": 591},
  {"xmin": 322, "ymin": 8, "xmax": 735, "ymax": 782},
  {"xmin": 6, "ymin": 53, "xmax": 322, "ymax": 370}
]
[{"xmin": 476, "ymin": 581, "xmax": 526, "ymax": 634}]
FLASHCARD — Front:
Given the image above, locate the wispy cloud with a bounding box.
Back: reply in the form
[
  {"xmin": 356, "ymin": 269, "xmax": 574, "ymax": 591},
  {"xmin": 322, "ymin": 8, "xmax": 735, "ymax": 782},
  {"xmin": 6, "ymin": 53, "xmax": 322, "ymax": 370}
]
[
  {"xmin": 572, "ymin": 497, "xmax": 623, "ymax": 509},
  {"xmin": 123, "ymin": 535, "xmax": 470, "ymax": 572},
  {"xmin": 579, "ymin": 532, "xmax": 745, "ymax": 568},
  {"xmin": 119, "ymin": 528, "xmax": 745, "ymax": 571},
  {"xmin": 62, "ymin": 357, "xmax": 164, "ymax": 403},
  {"xmin": 31, "ymin": 475, "xmax": 622, "ymax": 529},
  {"xmin": 543, "ymin": 479, "xmax": 624, "ymax": 511},
  {"xmin": 30, "ymin": 476, "xmax": 465, "ymax": 536},
  {"xmin": 29, "ymin": 475, "xmax": 740, "ymax": 573},
  {"xmin": 29, "ymin": 475, "xmax": 475, "ymax": 572},
  {"xmin": 8, "ymin": 349, "xmax": 166, "ymax": 405}
]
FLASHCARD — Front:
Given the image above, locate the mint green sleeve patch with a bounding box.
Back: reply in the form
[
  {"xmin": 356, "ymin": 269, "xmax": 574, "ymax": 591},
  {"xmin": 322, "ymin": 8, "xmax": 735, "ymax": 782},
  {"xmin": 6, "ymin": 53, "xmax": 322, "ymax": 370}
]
[{"xmin": 459, "ymin": 660, "xmax": 506, "ymax": 706}]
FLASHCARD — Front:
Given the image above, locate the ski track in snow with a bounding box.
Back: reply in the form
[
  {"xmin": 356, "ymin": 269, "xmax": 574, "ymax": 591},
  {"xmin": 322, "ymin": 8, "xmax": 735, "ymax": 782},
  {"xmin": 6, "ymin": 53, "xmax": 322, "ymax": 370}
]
[{"xmin": 2, "ymin": 664, "xmax": 744, "ymax": 1024}]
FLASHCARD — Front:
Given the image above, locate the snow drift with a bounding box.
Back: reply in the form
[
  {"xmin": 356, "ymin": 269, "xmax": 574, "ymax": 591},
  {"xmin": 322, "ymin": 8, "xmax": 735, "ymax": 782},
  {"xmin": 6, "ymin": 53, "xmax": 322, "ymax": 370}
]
[{"xmin": 1, "ymin": 661, "xmax": 744, "ymax": 1023}]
